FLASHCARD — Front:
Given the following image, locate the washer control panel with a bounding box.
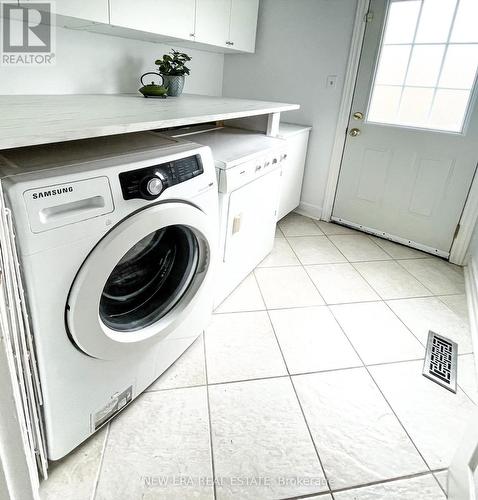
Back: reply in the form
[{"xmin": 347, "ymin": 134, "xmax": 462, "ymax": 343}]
[{"xmin": 119, "ymin": 154, "xmax": 203, "ymax": 200}]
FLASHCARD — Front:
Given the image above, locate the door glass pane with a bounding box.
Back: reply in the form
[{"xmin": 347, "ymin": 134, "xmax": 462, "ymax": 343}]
[
  {"xmin": 406, "ymin": 45, "xmax": 445, "ymax": 87},
  {"xmin": 439, "ymin": 45, "xmax": 478, "ymax": 89},
  {"xmin": 383, "ymin": 0, "xmax": 421, "ymax": 44},
  {"xmin": 368, "ymin": 85, "xmax": 401, "ymax": 124},
  {"xmin": 450, "ymin": 0, "xmax": 478, "ymax": 43},
  {"xmin": 398, "ymin": 87, "xmax": 434, "ymax": 126},
  {"xmin": 99, "ymin": 225, "xmax": 200, "ymax": 332},
  {"xmin": 429, "ymin": 89, "xmax": 470, "ymax": 132},
  {"xmin": 367, "ymin": 0, "xmax": 478, "ymax": 132},
  {"xmin": 415, "ymin": 0, "xmax": 456, "ymax": 43},
  {"xmin": 375, "ymin": 45, "xmax": 411, "ymax": 85},
  {"xmin": 368, "ymin": 85, "xmax": 402, "ymax": 123}
]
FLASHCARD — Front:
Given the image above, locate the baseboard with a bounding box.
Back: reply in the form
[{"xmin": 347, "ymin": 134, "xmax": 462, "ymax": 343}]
[
  {"xmin": 464, "ymin": 259, "xmax": 478, "ymax": 356},
  {"xmin": 294, "ymin": 201, "xmax": 322, "ymax": 221}
]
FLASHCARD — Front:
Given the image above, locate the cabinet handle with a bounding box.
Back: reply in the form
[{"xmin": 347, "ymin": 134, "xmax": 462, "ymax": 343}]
[
  {"xmin": 232, "ymin": 214, "xmax": 242, "ymax": 234},
  {"xmin": 226, "ymin": 41, "xmax": 234, "ymax": 46},
  {"xmin": 190, "ymin": 33, "xmax": 195, "ymax": 37}
]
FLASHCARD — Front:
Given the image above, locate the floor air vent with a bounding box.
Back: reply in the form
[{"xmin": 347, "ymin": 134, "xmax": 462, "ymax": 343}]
[{"xmin": 423, "ymin": 331, "xmax": 457, "ymax": 393}]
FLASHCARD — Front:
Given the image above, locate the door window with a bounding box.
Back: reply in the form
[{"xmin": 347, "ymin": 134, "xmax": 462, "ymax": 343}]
[
  {"xmin": 99, "ymin": 225, "xmax": 199, "ymax": 332},
  {"xmin": 367, "ymin": 0, "xmax": 478, "ymax": 132}
]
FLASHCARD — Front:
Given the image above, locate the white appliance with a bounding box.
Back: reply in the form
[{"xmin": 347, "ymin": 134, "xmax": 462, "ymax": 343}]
[
  {"xmin": 0, "ymin": 132, "xmax": 218, "ymax": 460},
  {"xmin": 162, "ymin": 127, "xmax": 286, "ymax": 305}
]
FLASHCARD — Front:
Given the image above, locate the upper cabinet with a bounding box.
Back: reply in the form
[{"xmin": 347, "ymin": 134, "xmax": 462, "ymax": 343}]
[
  {"xmin": 195, "ymin": 0, "xmax": 259, "ymax": 52},
  {"xmin": 23, "ymin": 0, "xmax": 109, "ymax": 23},
  {"xmin": 25, "ymin": 0, "xmax": 259, "ymax": 53},
  {"xmin": 229, "ymin": 0, "xmax": 259, "ymax": 52},
  {"xmin": 195, "ymin": 0, "xmax": 231, "ymax": 49},
  {"xmin": 110, "ymin": 0, "xmax": 196, "ymax": 40}
]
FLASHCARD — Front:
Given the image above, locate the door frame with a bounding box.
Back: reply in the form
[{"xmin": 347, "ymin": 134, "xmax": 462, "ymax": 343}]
[{"xmin": 322, "ymin": 0, "xmax": 478, "ymax": 266}]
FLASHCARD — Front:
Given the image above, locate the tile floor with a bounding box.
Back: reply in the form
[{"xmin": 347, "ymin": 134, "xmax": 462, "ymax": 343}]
[{"xmin": 41, "ymin": 213, "xmax": 478, "ymax": 500}]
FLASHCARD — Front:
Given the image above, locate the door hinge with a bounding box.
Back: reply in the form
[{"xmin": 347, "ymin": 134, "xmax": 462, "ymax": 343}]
[
  {"xmin": 365, "ymin": 11, "xmax": 374, "ymax": 23},
  {"xmin": 453, "ymin": 223, "xmax": 461, "ymax": 241}
]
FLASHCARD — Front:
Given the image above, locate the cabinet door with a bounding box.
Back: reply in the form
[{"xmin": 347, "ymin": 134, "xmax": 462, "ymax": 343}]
[
  {"xmin": 110, "ymin": 0, "xmax": 195, "ymax": 39},
  {"xmin": 195, "ymin": 0, "xmax": 231, "ymax": 48},
  {"xmin": 277, "ymin": 132, "xmax": 310, "ymax": 221},
  {"xmin": 229, "ymin": 0, "xmax": 259, "ymax": 52},
  {"xmin": 23, "ymin": 0, "xmax": 109, "ymax": 23}
]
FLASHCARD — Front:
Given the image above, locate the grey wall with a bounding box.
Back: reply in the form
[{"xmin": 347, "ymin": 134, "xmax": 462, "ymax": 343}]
[
  {"xmin": 0, "ymin": 20, "xmax": 224, "ymax": 96},
  {"xmin": 222, "ymin": 0, "xmax": 358, "ymax": 218}
]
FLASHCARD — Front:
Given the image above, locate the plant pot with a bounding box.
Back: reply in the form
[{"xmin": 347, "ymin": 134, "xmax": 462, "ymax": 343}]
[{"xmin": 162, "ymin": 75, "xmax": 185, "ymax": 97}]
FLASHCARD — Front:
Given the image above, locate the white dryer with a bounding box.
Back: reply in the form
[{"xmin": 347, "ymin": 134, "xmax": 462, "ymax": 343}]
[
  {"xmin": 0, "ymin": 132, "xmax": 217, "ymax": 459},
  {"xmin": 160, "ymin": 127, "xmax": 287, "ymax": 305}
]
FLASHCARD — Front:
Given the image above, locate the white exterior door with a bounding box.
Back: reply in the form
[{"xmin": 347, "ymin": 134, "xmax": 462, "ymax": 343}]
[{"xmin": 333, "ymin": 0, "xmax": 478, "ymax": 258}]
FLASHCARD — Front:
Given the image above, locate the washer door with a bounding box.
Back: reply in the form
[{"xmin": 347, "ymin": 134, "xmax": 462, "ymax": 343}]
[{"xmin": 66, "ymin": 202, "xmax": 213, "ymax": 360}]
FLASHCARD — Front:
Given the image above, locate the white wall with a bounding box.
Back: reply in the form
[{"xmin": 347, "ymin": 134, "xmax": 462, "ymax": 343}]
[
  {"xmin": 0, "ymin": 21, "xmax": 224, "ymax": 96},
  {"xmin": 222, "ymin": 0, "xmax": 358, "ymax": 218}
]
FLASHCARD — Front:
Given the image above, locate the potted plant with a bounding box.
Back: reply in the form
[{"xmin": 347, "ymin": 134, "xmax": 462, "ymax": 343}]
[{"xmin": 155, "ymin": 49, "xmax": 191, "ymax": 97}]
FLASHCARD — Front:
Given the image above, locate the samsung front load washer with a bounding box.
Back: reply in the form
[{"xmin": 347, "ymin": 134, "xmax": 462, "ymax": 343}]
[{"xmin": 0, "ymin": 132, "xmax": 218, "ymax": 459}]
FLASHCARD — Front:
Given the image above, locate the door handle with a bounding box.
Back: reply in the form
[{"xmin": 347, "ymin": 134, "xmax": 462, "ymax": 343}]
[
  {"xmin": 349, "ymin": 128, "xmax": 361, "ymax": 137},
  {"xmin": 353, "ymin": 111, "xmax": 364, "ymax": 120}
]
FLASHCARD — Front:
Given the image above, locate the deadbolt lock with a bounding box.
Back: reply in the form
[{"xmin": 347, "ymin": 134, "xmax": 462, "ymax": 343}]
[
  {"xmin": 349, "ymin": 128, "xmax": 361, "ymax": 137},
  {"xmin": 353, "ymin": 111, "xmax": 364, "ymax": 120}
]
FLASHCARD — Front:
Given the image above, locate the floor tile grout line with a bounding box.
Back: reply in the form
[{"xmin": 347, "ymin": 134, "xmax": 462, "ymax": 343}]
[
  {"xmin": 308, "ymin": 215, "xmax": 440, "ymax": 262},
  {"xmin": 349, "ymin": 260, "xmax": 436, "ymax": 300},
  {"xmin": 327, "ymin": 305, "xmax": 436, "ymax": 475},
  {"xmin": 297, "ymin": 214, "xmax": 461, "ymax": 269},
  {"xmin": 325, "ymin": 231, "xmax": 398, "ymax": 263},
  {"xmin": 381, "ymin": 299, "xmax": 428, "ymax": 351},
  {"xmin": 202, "ymin": 330, "xmax": 218, "ymax": 500},
  {"xmin": 280, "ymin": 468, "xmax": 449, "ymax": 499},
  {"xmin": 432, "ymin": 468, "xmax": 448, "ymax": 497},
  {"xmin": 282, "ymin": 232, "xmax": 330, "ymax": 306},
  {"xmin": 341, "ymin": 257, "xmax": 438, "ymax": 351},
  {"xmin": 328, "ymin": 468, "xmax": 448, "ymax": 496},
  {"xmin": 90, "ymin": 422, "xmax": 110, "ymax": 500},
  {"xmin": 251, "ymin": 270, "xmax": 335, "ymax": 498},
  {"xmin": 146, "ymin": 351, "xmax": 476, "ymax": 396},
  {"xmin": 212, "ymin": 291, "xmax": 468, "ymax": 316},
  {"xmin": 393, "ymin": 258, "xmax": 459, "ymax": 296}
]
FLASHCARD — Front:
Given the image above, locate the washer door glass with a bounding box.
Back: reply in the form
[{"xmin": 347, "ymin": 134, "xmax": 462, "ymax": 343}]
[{"xmin": 99, "ymin": 225, "xmax": 199, "ymax": 332}]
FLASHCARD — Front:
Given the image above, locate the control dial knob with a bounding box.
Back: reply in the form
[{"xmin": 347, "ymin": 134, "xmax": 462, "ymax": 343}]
[{"xmin": 141, "ymin": 175, "xmax": 163, "ymax": 198}]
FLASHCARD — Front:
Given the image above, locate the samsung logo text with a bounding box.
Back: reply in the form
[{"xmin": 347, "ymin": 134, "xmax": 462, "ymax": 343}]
[{"xmin": 32, "ymin": 187, "xmax": 73, "ymax": 199}]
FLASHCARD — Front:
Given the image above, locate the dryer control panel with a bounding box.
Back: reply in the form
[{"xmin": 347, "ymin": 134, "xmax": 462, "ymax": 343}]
[{"xmin": 119, "ymin": 154, "xmax": 204, "ymax": 200}]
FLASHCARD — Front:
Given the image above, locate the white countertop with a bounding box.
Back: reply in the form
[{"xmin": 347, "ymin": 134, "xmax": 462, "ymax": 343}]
[{"xmin": 0, "ymin": 93, "xmax": 299, "ymax": 150}]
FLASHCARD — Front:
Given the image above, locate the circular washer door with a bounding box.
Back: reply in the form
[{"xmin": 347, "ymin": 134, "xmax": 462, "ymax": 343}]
[{"xmin": 66, "ymin": 202, "xmax": 214, "ymax": 360}]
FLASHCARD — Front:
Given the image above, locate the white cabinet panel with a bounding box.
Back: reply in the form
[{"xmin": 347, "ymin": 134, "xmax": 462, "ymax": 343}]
[
  {"xmin": 195, "ymin": 0, "xmax": 231, "ymax": 48},
  {"xmin": 23, "ymin": 0, "xmax": 109, "ymax": 23},
  {"xmin": 110, "ymin": 0, "xmax": 196, "ymax": 39},
  {"xmin": 225, "ymin": 168, "xmax": 281, "ymax": 269},
  {"xmin": 229, "ymin": 0, "xmax": 259, "ymax": 52},
  {"xmin": 277, "ymin": 126, "xmax": 311, "ymax": 221}
]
